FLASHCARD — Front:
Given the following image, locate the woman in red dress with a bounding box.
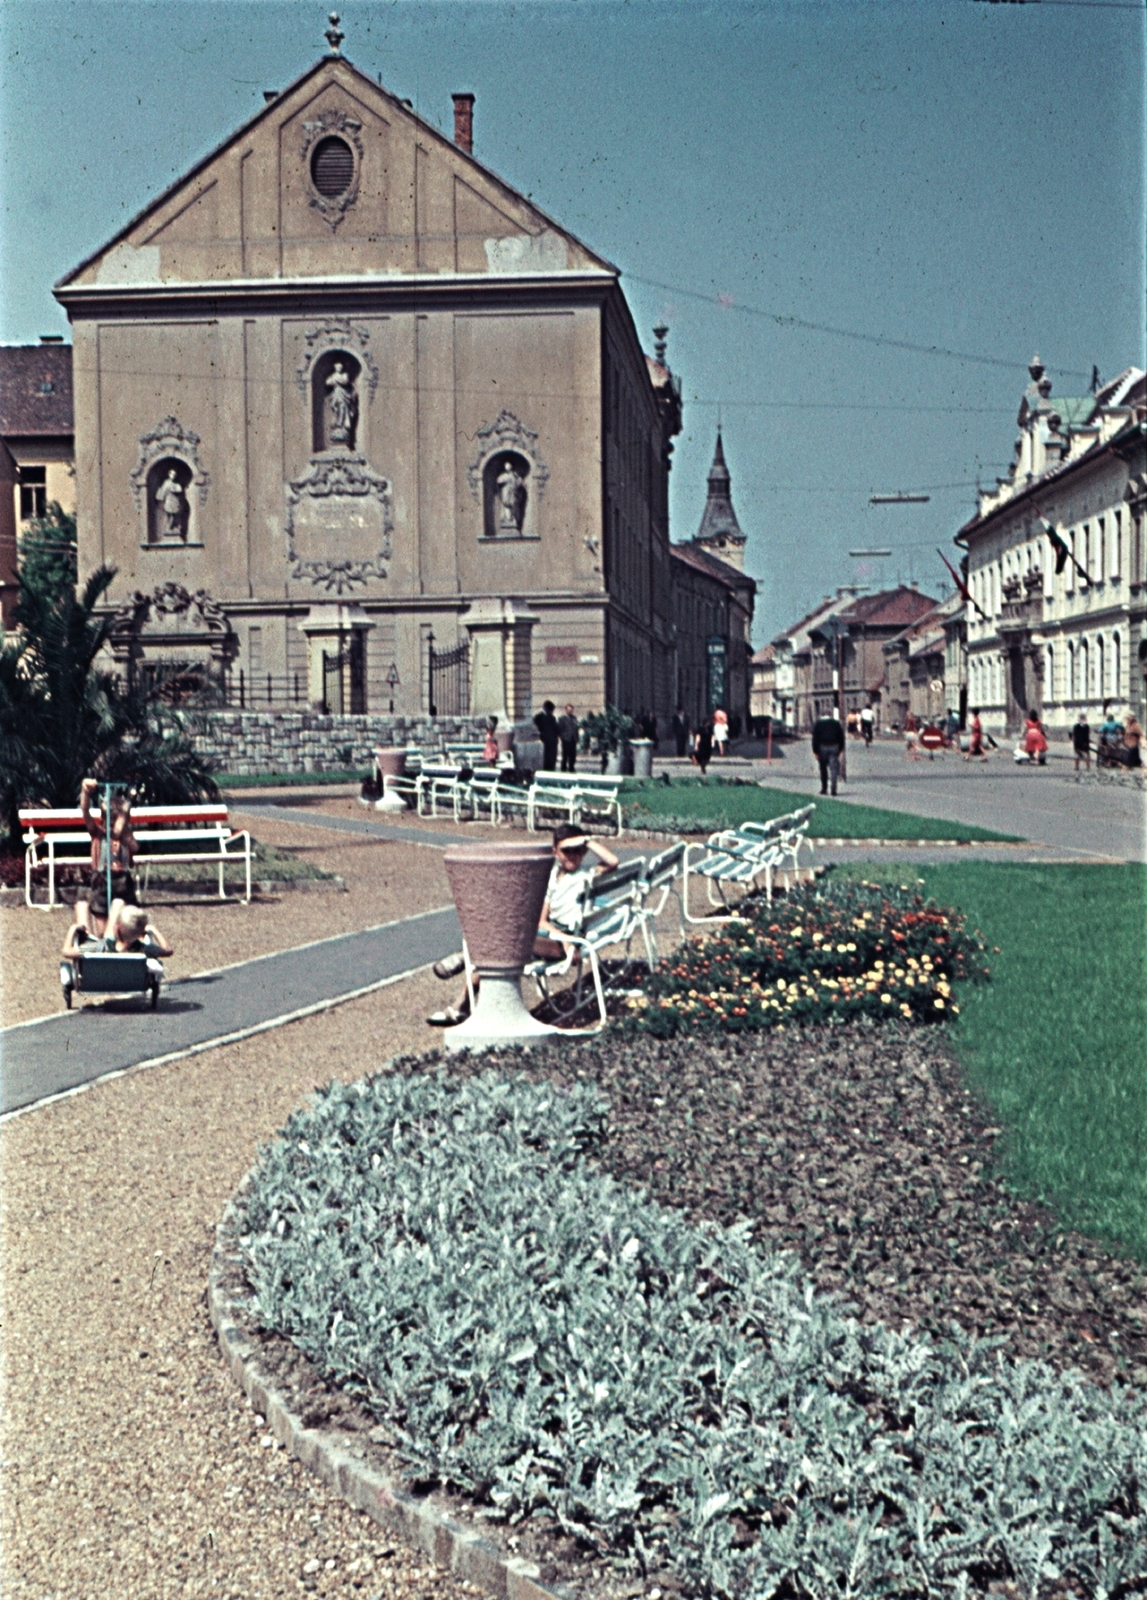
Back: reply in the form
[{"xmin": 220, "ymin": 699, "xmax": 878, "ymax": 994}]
[{"xmin": 1023, "ymin": 711, "xmax": 1048, "ymax": 765}]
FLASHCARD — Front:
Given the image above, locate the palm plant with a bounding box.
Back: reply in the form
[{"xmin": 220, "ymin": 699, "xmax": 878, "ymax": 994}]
[{"xmin": 0, "ymin": 563, "xmax": 218, "ymax": 847}]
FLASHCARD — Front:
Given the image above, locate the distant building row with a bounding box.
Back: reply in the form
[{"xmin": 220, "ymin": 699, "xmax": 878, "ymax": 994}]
[{"xmin": 753, "ymin": 358, "xmax": 1147, "ymax": 738}]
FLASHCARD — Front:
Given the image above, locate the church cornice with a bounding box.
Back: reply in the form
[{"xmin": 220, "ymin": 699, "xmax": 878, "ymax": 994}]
[{"xmin": 56, "ymin": 269, "xmax": 618, "ymax": 318}]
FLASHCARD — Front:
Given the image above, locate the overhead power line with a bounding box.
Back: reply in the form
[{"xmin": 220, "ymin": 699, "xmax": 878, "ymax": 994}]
[{"xmin": 626, "ymin": 271, "xmax": 1092, "ymax": 382}]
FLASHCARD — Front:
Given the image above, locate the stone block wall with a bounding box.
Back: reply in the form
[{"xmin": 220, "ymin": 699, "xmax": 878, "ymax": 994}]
[{"xmin": 184, "ymin": 710, "xmax": 490, "ymax": 776}]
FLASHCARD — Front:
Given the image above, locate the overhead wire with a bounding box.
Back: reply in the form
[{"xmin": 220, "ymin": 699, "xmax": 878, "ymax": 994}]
[{"xmin": 625, "ymin": 271, "xmax": 1093, "ymax": 382}]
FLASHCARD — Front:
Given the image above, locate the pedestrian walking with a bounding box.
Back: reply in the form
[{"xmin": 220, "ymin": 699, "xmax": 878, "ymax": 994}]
[
  {"xmin": 712, "ymin": 707, "xmax": 729, "ymax": 757},
  {"xmin": 557, "ymin": 703, "xmax": 579, "ymax": 772},
  {"xmin": 1071, "ymin": 712, "xmax": 1091, "ymax": 772},
  {"xmin": 811, "ymin": 711, "xmax": 844, "ymax": 795},
  {"xmin": 1123, "ymin": 713, "xmax": 1142, "ymax": 769},
  {"xmin": 671, "ymin": 706, "xmax": 689, "ymax": 757},
  {"xmin": 859, "ymin": 704, "xmax": 875, "ymax": 746},
  {"xmin": 1023, "ymin": 710, "xmax": 1048, "ymax": 766},
  {"xmin": 692, "ymin": 719, "xmax": 713, "ymax": 775},
  {"xmin": 964, "ymin": 708, "xmax": 989, "ymax": 762},
  {"xmin": 534, "ymin": 700, "xmax": 560, "ymax": 771}
]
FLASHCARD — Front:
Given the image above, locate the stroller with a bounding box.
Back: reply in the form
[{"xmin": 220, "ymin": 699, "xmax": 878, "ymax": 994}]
[
  {"xmin": 60, "ymin": 942, "xmax": 163, "ymax": 1010},
  {"xmin": 58, "ymin": 779, "xmax": 165, "ymax": 1010}
]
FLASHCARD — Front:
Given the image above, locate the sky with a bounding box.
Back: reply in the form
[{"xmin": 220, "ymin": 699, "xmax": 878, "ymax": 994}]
[{"xmin": 1, "ymin": 0, "xmax": 1143, "ymax": 644}]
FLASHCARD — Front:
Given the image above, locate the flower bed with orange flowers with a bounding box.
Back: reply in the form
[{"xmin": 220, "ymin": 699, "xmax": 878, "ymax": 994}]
[{"xmin": 628, "ymin": 878, "xmax": 990, "ymax": 1035}]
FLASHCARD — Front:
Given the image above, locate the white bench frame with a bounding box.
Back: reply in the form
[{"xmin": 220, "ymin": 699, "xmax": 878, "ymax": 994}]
[
  {"xmin": 682, "ymin": 805, "xmax": 814, "ymax": 922},
  {"xmin": 525, "ymin": 858, "xmax": 653, "ymax": 1028},
  {"xmin": 20, "ymin": 804, "xmax": 252, "ymax": 909},
  {"xmin": 526, "ymin": 772, "xmax": 623, "ymax": 836}
]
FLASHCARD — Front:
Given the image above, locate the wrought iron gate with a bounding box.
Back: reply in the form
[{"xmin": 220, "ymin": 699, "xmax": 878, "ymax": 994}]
[{"xmin": 428, "ymin": 634, "xmax": 470, "ymax": 718}]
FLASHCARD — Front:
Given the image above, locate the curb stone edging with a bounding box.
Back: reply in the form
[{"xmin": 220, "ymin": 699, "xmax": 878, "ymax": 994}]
[{"xmin": 208, "ymin": 1198, "xmax": 574, "ymax": 1600}]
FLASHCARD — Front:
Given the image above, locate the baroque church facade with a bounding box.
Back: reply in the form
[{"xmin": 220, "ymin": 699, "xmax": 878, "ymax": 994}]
[{"xmin": 55, "ymin": 36, "xmax": 754, "ymax": 727}]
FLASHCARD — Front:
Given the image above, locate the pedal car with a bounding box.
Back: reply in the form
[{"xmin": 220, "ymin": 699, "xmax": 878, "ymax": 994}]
[{"xmin": 60, "ymin": 945, "xmax": 163, "ymax": 1009}]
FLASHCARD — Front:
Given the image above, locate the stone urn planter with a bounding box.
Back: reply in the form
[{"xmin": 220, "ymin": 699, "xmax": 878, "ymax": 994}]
[
  {"xmin": 373, "ymin": 746, "xmax": 409, "ymax": 811},
  {"xmin": 629, "ymin": 737, "xmax": 654, "ymax": 778},
  {"xmin": 441, "ymin": 841, "xmax": 557, "ymax": 1050}
]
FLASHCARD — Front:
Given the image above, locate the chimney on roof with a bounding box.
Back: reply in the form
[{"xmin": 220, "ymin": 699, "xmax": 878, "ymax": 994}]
[{"xmin": 452, "ymin": 93, "xmax": 475, "ymax": 154}]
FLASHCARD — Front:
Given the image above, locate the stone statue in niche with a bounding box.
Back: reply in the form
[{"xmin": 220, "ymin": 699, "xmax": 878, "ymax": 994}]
[
  {"xmin": 495, "ymin": 456, "xmax": 527, "ymax": 533},
  {"xmin": 323, "ymin": 361, "xmax": 358, "ymax": 450},
  {"xmin": 154, "ymin": 467, "xmax": 188, "ymax": 540}
]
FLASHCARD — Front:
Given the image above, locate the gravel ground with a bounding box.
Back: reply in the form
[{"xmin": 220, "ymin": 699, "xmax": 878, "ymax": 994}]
[
  {"xmin": 0, "ymin": 811, "xmax": 451, "ymax": 1028},
  {"xmin": 0, "ymin": 968, "xmax": 491, "ymax": 1600}
]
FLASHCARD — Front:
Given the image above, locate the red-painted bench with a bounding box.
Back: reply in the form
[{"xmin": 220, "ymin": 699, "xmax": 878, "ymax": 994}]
[{"xmin": 19, "ymin": 803, "xmax": 252, "ymax": 909}]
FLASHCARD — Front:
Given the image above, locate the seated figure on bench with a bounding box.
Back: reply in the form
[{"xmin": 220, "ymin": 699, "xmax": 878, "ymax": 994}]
[
  {"xmin": 427, "ymin": 824, "xmax": 618, "ymax": 1025},
  {"xmin": 78, "ymin": 776, "xmax": 138, "ymax": 939}
]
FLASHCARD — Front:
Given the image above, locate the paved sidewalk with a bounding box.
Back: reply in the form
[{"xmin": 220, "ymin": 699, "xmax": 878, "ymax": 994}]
[
  {"xmin": 0, "ymin": 906, "xmax": 460, "ymax": 1116},
  {"xmin": 722, "ymin": 743, "xmax": 1144, "ymax": 862}
]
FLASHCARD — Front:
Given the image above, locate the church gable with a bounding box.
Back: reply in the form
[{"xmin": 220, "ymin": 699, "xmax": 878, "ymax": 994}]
[{"xmin": 60, "ymin": 56, "xmax": 610, "ymax": 289}]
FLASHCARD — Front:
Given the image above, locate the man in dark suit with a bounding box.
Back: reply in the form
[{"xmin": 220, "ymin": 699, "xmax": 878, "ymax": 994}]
[
  {"xmin": 811, "ymin": 712, "xmax": 845, "ymax": 796},
  {"xmin": 534, "ymin": 700, "xmax": 560, "ymax": 771}
]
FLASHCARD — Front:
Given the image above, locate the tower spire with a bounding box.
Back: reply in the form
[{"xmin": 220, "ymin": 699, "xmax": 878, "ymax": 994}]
[{"xmin": 694, "ymin": 432, "xmax": 746, "ymax": 571}]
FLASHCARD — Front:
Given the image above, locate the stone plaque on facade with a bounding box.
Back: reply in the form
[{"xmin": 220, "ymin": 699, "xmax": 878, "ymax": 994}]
[{"xmin": 285, "ymin": 453, "xmax": 393, "ymax": 593}]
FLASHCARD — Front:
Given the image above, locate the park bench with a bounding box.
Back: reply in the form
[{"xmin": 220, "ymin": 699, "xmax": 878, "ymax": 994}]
[
  {"xmin": 635, "ymin": 841, "xmax": 687, "ymax": 960},
  {"xmin": 417, "ymin": 763, "xmax": 472, "ymax": 820},
  {"xmin": 19, "ymin": 803, "xmax": 252, "ymax": 909},
  {"xmin": 525, "ymin": 856, "xmax": 652, "ymax": 1027},
  {"xmin": 682, "ymin": 804, "xmax": 814, "ymax": 922},
  {"xmin": 377, "ymin": 746, "xmax": 425, "ymax": 808},
  {"xmin": 526, "ymin": 771, "xmax": 623, "ymax": 836}
]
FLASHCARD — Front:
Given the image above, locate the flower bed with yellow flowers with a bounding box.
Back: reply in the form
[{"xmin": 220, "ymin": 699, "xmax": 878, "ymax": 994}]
[{"xmin": 629, "ymin": 878, "xmax": 990, "ymax": 1035}]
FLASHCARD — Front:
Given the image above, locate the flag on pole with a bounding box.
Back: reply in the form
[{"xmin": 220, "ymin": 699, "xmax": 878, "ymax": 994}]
[
  {"xmin": 936, "ymin": 549, "xmax": 989, "ymax": 621},
  {"xmin": 1037, "ymin": 516, "xmax": 1089, "ymax": 584}
]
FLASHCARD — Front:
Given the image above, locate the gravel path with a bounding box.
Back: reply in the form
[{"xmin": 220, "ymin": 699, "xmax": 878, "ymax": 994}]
[
  {"xmin": 1, "ymin": 969, "xmax": 489, "ymax": 1600},
  {"xmin": 1, "ymin": 810, "xmax": 451, "ymax": 1028}
]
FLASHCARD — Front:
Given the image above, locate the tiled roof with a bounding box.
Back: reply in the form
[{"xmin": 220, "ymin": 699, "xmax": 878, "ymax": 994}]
[
  {"xmin": 751, "ymin": 643, "xmax": 775, "ymax": 665},
  {"xmin": 0, "ymin": 346, "xmax": 74, "ymax": 437},
  {"xmin": 670, "ymin": 539, "xmax": 756, "ymax": 595},
  {"xmin": 836, "ymin": 585, "xmax": 938, "ymax": 629}
]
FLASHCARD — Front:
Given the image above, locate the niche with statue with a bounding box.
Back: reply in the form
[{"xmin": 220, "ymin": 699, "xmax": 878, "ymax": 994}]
[
  {"xmin": 467, "ymin": 411, "xmax": 549, "ymax": 542},
  {"xmin": 311, "ymin": 349, "xmax": 361, "ymax": 454}
]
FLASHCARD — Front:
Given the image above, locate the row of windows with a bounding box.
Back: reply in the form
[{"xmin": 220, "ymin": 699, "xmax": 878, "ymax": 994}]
[
  {"xmin": 969, "ymin": 507, "xmax": 1143, "ymax": 625},
  {"xmin": 969, "ymin": 631, "xmax": 1125, "ymax": 706}
]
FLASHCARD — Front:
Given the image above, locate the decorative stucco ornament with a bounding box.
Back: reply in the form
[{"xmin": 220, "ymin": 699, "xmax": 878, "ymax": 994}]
[
  {"xmin": 295, "ymin": 320, "xmax": 379, "ymax": 401},
  {"xmin": 285, "ymin": 453, "xmax": 393, "ymax": 593},
  {"xmin": 466, "ymin": 410, "xmax": 549, "ymax": 503},
  {"xmin": 302, "ymin": 109, "xmax": 363, "ymax": 230},
  {"xmin": 129, "ymin": 418, "xmax": 210, "ymax": 510}
]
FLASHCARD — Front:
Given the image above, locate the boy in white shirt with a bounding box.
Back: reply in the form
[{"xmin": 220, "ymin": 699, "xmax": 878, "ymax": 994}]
[{"xmin": 428, "ymin": 824, "xmax": 618, "ymax": 1024}]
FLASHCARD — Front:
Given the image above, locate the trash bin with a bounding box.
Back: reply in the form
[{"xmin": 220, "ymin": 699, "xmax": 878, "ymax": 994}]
[{"xmin": 630, "ymin": 737, "xmax": 654, "ymax": 778}]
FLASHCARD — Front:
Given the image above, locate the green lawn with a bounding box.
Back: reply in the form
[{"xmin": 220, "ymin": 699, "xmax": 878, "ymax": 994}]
[
  {"xmin": 834, "ymin": 861, "xmax": 1147, "ymax": 1261},
  {"xmin": 622, "ymin": 776, "xmax": 1021, "ymax": 842}
]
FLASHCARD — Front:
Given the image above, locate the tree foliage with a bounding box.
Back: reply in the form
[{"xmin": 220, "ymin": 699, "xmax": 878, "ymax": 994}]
[{"xmin": 0, "ymin": 557, "xmax": 218, "ymax": 844}]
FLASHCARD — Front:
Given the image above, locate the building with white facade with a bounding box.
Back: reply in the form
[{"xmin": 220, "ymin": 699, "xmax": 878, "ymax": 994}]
[{"xmin": 956, "ymin": 358, "xmax": 1146, "ymax": 737}]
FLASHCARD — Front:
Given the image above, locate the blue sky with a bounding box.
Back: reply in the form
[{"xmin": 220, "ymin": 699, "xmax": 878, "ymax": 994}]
[{"xmin": 2, "ymin": 0, "xmax": 1143, "ymax": 642}]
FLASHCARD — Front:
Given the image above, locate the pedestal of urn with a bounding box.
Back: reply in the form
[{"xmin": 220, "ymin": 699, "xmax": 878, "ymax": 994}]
[
  {"xmin": 442, "ymin": 841, "xmax": 557, "ymax": 1050},
  {"xmin": 373, "ymin": 746, "xmax": 409, "ymax": 811}
]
